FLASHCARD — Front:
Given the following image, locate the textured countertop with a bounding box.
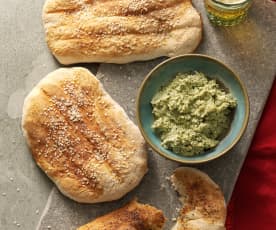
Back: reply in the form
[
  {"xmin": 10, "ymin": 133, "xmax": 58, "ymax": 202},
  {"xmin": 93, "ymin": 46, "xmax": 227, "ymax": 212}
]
[{"xmin": 0, "ymin": 0, "xmax": 275, "ymax": 229}]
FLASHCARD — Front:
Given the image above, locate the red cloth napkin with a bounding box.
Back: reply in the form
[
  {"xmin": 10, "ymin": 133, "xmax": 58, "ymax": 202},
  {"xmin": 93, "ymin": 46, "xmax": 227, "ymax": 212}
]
[{"xmin": 226, "ymin": 78, "xmax": 276, "ymax": 229}]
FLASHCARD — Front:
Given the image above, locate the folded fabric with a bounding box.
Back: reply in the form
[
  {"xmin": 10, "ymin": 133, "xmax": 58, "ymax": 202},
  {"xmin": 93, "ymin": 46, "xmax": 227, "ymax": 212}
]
[{"xmin": 226, "ymin": 78, "xmax": 276, "ymax": 229}]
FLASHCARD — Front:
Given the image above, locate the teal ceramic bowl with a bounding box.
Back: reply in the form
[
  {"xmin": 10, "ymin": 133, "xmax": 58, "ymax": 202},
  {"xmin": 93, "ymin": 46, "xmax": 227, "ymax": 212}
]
[{"xmin": 136, "ymin": 54, "xmax": 249, "ymax": 164}]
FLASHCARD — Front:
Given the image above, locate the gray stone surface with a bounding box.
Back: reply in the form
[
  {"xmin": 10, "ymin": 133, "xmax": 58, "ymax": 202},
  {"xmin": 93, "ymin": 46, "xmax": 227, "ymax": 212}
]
[
  {"xmin": 0, "ymin": 1, "xmax": 55, "ymax": 229},
  {"xmin": 0, "ymin": 0, "xmax": 275, "ymax": 230}
]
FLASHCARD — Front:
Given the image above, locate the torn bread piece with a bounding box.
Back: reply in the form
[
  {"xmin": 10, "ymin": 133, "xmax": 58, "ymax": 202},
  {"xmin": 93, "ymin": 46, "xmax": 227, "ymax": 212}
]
[
  {"xmin": 22, "ymin": 67, "xmax": 147, "ymax": 203},
  {"xmin": 77, "ymin": 199, "xmax": 166, "ymax": 230},
  {"xmin": 42, "ymin": 0, "xmax": 202, "ymax": 64},
  {"xmin": 171, "ymin": 167, "xmax": 226, "ymax": 230}
]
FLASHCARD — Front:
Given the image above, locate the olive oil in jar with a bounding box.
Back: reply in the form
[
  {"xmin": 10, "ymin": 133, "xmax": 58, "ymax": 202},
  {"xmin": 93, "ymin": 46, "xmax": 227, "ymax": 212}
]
[{"xmin": 205, "ymin": 0, "xmax": 252, "ymax": 26}]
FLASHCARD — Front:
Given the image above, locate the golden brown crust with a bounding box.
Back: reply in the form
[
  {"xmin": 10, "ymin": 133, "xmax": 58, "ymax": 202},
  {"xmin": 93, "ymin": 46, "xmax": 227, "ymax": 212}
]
[
  {"xmin": 77, "ymin": 199, "xmax": 166, "ymax": 230},
  {"xmin": 42, "ymin": 0, "xmax": 202, "ymax": 64},
  {"xmin": 171, "ymin": 167, "xmax": 226, "ymax": 230},
  {"xmin": 22, "ymin": 67, "xmax": 148, "ymax": 203}
]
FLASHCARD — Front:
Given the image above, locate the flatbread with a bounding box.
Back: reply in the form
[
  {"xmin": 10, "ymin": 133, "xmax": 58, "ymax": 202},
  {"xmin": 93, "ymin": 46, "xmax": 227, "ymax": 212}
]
[
  {"xmin": 42, "ymin": 0, "xmax": 202, "ymax": 64},
  {"xmin": 22, "ymin": 67, "xmax": 148, "ymax": 203},
  {"xmin": 171, "ymin": 167, "xmax": 226, "ymax": 230},
  {"xmin": 77, "ymin": 199, "xmax": 166, "ymax": 230}
]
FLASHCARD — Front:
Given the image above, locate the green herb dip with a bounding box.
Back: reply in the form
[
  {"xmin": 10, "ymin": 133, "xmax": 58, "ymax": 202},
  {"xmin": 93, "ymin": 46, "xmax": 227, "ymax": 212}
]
[{"xmin": 151, "ymin": 72, "xmax": 237, "ymax": 156}]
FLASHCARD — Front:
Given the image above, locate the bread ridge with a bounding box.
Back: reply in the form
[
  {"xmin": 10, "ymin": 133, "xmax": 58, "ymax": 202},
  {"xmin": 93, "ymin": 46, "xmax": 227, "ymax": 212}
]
[
  {"xmin": 22, "ymin": 67, "xmax": 148, "ymax": 203},
  {"xmin": 77, "ymin": 199, "xmax": 166, "ymax": 230},
  {"xmin": 42, "ymin": 0, "xmax": 202, "ymax": 64},
  {"xmin": 170, "ymin": 167, "xmax": 226, "ymax": 230}
]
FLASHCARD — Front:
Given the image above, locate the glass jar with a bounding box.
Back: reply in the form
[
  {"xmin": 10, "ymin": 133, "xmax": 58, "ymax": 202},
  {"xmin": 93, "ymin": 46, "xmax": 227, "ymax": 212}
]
[{"xmin": 205, "ymin": 0, "xmax": 252, "ymax": 26}]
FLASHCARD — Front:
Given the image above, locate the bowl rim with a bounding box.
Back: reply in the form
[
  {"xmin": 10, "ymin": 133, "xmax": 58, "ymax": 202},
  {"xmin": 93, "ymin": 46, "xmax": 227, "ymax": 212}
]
[{"xmin": 136, "ymin": 54, "xmax": 250, "ymax": 164}]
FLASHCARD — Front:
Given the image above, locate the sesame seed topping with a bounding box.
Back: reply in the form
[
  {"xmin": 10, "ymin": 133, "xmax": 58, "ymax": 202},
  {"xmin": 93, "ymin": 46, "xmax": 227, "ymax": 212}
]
[
  {"xmin": 68, "ymin": 105, "xmax": 82, "ymax": 122},
  {"xmin": 34, "ymin": 73, "xmax": 142, "ymax": 193}
]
